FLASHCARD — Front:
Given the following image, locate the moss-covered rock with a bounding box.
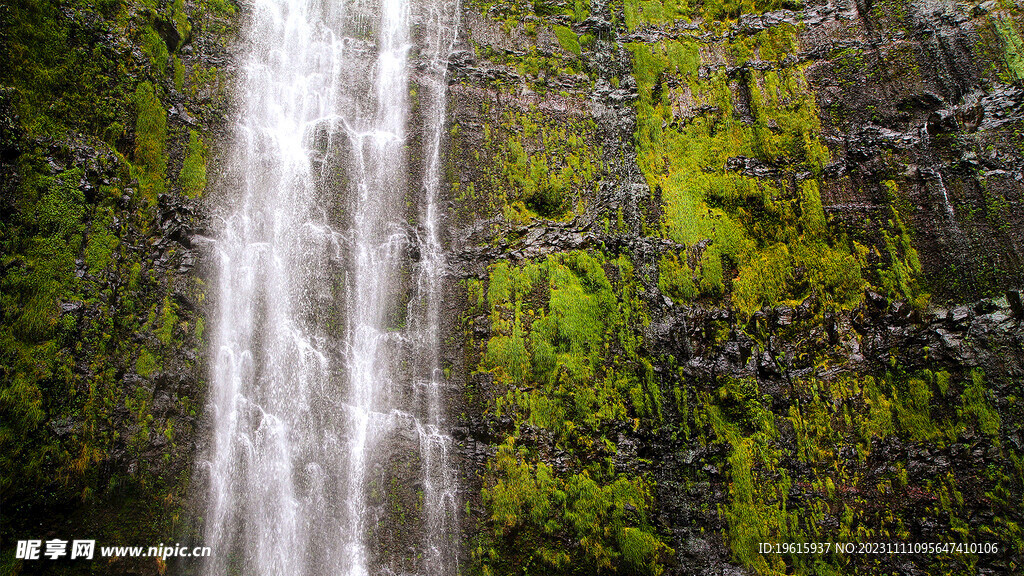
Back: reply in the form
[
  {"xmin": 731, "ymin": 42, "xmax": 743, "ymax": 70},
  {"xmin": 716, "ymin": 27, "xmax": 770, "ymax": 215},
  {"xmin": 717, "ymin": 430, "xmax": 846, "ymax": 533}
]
[
  {"xmin": 0, "ymin": 0, "xmax": 236, "ymax": 573},
  {"xmin": 444, "ymin": 0, "xmax": 1024, "ymax": 575}
]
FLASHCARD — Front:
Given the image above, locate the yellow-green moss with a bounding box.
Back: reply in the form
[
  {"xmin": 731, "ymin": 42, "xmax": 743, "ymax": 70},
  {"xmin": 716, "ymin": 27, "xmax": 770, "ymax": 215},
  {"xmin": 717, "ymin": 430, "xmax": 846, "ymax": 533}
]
[
  {"xmin": 621, "ymin": 0, "xmax": 788, "ymax": 30},
  {"xmin": 135, "ymin": 348, "xmax": 158, "ymax": 377},
  {"xmin": 475, "ymin": 108, "xmax": 602, "ymax": 222},
  {"xmin": 732, "ymin": 244, "xmax": 793, "ymax": 314},
  {"xmin": 180, "ymin": 130, "xmax": 208, "ymax": 198},
  {"xmin": 139, "ymin": 27, "xmax": 169, "ymax": 75},
  {"xmin": 658, "ymin": 252, "xmax": 697, "ymax": 302},
  {"xmin": 553, "ymin": 25, "xmax": 582, "ymax": 55},
  {"xmin": 485, "ymin": 252, "xmax": 655, "ymax": 434},
  {"xmin": 133, "ymin": 81, "xmax": 168, "ymax": 201},
  {"xmin": 84, "ymin": 212, "xmax": 119, "ymax": 275},
  {"xmin": 481, "ymin": 439, "xmax": 670, "ymax": 575},
  {"xmin": 155, "ymin": 295, "xmax": 178, "ymax": 346},
  {"xmin": 627, "ymin": 22, "xmax": 883, "ymax": 316},
  {"xmin": 696, "ymin": 365, "xmax": 1016, "ymax": 575},
  {"xmin": 959, "ymin": 369, "xmax": 1001, "ymax": 438},
  {"xmin": 173, "ymin": 55, "xmax": 185, "ymax": 91},
  {"xmin": 471, "ymin": 252, "xmax": 671, "ymax": 575},
  {"xmin": 993, "ymin": 14, "xmax": 1024, "ymax": 81}
]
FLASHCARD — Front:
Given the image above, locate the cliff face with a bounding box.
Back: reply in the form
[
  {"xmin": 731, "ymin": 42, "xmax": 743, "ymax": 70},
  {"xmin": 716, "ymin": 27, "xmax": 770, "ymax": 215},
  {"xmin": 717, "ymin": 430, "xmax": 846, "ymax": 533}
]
[
  {"xmin": 0, "ymin": 1, "xmax": 234, "ymax": 573},
  {"xmin": 441, "ymin": 0, "xmax": 1024, "ymax": 574},
  {"xmin": 2, "ymin": 0, "xmax": 1022, "ymax": 575}
]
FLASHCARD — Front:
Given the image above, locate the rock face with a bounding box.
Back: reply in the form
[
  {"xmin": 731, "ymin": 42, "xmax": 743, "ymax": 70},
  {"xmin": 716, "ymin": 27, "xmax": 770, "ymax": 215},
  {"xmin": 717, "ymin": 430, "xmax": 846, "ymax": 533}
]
[
  {"xmin": 440, "ymin": 0, "xmax": 1023, "ymax": 574},
  {"xmin": 2, "ymin": 0, "xmax": 1022, "ymax": 575},
  {"xmin": 0, "ymin": 0, "xmax": 235, "ymax": 573}
]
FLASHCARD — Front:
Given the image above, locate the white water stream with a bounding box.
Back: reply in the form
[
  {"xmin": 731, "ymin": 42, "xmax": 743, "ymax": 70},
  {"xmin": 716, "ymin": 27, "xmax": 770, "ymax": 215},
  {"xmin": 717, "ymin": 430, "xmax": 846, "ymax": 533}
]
[{"xmin": 201, "ymin": 0, "xmax": 459, "ymax": 573}]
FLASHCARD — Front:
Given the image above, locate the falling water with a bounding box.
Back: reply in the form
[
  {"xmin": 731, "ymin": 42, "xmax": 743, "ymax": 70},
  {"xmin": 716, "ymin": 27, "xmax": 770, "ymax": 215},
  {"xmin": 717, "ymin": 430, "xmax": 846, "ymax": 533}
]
[{"xmin": 201, "ymin": 0, "xmax": 459, "ymax": 573}]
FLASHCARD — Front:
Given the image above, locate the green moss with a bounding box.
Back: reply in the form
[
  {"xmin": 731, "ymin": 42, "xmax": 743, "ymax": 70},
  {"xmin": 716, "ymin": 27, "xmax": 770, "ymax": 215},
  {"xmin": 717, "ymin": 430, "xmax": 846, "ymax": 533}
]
[
  {"xmin": 792, "ymin": 241, "xmax": 866, "ymax": 308},
  {"xmin": 471, "ymin": 252, "xmax": 671, "ymax": 574},
  {"xmin": 698, "ymin": 246, "xmax": 725, "ymax": 296},
  {"xmin": 155, "ymin": 295, "xmax": 178, "ymax": 346},
  {"xmin": 1, "ymin": 0, "xmax": 215, "ymax": 559},
  {"xmin": 486, "ymin": 252, "xmax": 653, "ymax": 433},
  {"xmin": 472, "ymin": 108, "xmax": 602, "ymax": 222},
  {"xmin": 482, "ymin": 439, "xmax": 670, "ymax": 575},
  {"xmin": 893, "ymin": 374, "xmax": 941, "ymax": 442},
  {"xmin": 731, "ymin": 24, "xmax": 798, "ymax": 63},
  {"xmin": 627, "ymin": 24, "xmax": 884, "ymax": 316},
  {"xmin": 687, "ymin": 354, "xmax": 1017, "ymax": 575},
  {"xmin": 0, "ymin": 0, "xmax": 140, "ymax": 140},
  {"xmin": 170, "ymin": 0, "xmax": 192, "ymax": 44},
  {"xmin": 798, "ymin": 180, "xmax": 825, "ymax": 236},
  {"xmin": 879, "ymin": 207, "xmax": 927, "ymax": 307},
  {"xmin": 133, "ymin": 81, "xmax": 168, "ymax": 201},
  {"xmin": 621, "ymin": 0, "xmax": 790, "ymax": 29},
  {"xmin": 959, "ymin": 369, "xmax": 1001, "ymax": 438},
  {"xmin": 180, "ymin": 130, "xmax": 208, "ymax": 198},
  {"xmin": 571, "ymin": 0, "xmax": 590, "ymax": 21},
  {"xmin": 732, "ymin": 244, "xmax": 793, "ymax": 314},
  {"xmin": 139, "ymin": 26, "xmax": 169, "ymax": 75},
  {"xmin": 658, "ymin": 252, "xmax": 697, "ymax": 302},
  {"xmin": 860, "ymin": 375, "xmax": 895, "ymax": 442},
  {"xmin": 829, "ymin": 48, "xmax": 866, "ymax": 87},
  {"xmin": 703, "ymin": 377, "xmax": 792, "ymax": 573},
  {"xmin": 935, "ymin": 370, "xmax": 951, "ymax": 395},
  {"xmin": 623, "ymin": 0, "xmax": 692, "ymax": 31},
  {"xmin": 135, "ymin": 348, "xmax": 158, "ymax": 377},
  {"xmin": 203, "ymin": 0, "xmax": 237, "ymax": 16},
  {"xmin": 993, "ymin": 15, "xmax": 1024, "ymax": 81},
  {"xmin": 553, "ymin": 25, "xmax": 582, "ymax": 55},
  {"xmin": 185, "ymin": 65, "xmax": 225, "ymax": 102},
  {"xmin": 5, "ymin": 170, "xmax": 86, "ymax": 340},
  {"xmin": 84, "ymin": 212, "xmax": 120, "ymax": 275},
  {"xmin": 173, "ymin": 55, "xmax": 185, "ymax": 91}
]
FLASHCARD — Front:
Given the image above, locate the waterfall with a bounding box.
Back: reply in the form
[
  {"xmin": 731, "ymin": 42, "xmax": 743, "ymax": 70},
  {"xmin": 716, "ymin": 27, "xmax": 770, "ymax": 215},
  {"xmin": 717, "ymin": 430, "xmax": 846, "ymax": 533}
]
[{"xmin": 200, "ymin": 0, "xmax": 460, "ymax": 573}]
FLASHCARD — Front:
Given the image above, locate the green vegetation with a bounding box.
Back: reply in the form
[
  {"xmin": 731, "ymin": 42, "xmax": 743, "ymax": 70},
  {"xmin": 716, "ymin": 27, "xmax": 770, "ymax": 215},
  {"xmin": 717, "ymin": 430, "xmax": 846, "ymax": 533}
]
[
  {"xmin": 456, "ymin": 3, "xmax": 1023, "ymax": 576},
  {"xmin": 620, "ymin": 0, "xmax": 790, "ymax": 30},
  {"xmin": 0, "ymin": 0, "xmax": 228, "ymax": 564},
  {"xmin": 628, "ymin": 32, "xmax": 869, "ymax": 314},
  {"xmin": 469, "ymin": 252, "xmax": 672, "ymax": 574},
  {"xmin": 993, "ymin": 15, "xmax": 1024, "ymax": 81},
  {"xmin": 140, "ymin": 27, "xmax": 170, "ymax": 75},
  {"xmin": 482, "ymin": 440, "xmax": 669, "ymax": 574},
  {"xmin": 482, "ymin": 253, "xmax": 659, "ymax": 436},
  {"xmin": 623, "ymin": 0, "xmax": 692, "ymax": 31},
  {"xmin": 553, "ymin": 25, "xmax": 582, "ymax": 56},
  {"xmin": 472, "ymin": 41, "xmax": 587, "ymax": 94},
  {"xmin": 133, "ymin": 81, "xmax": 169, "ymax": 201},
  {"xmin": 660, "ymin": 364, "xmax": 1018, "ymax": 575},
  {"xmin": 959, "ymin": 369, "xmax": 1001, "ymax": 438},
  {"xmin": 658, "ymin": 251, "xmax": 697, "ymax": 302},
  {"xmin": 878, "ymin": 180, "xmax": 927, "ymax": 307},
  {"xmin": 469, "ymin": 107, "xmax": 603, "ymax": 222},
  {"xmin": 465, "ymin": 0, "xmax": 598, "ymax": 96},
  {"xmin": 469, "ymin": 0, "xmax": 590, "ymax": 23},
  {"xmin": 627, "ymin": 17, "xmax": 930, "ymax": 314},
  {"xmin": 180, "ymin": 130, "xmax": 208, "ymax": 198}
]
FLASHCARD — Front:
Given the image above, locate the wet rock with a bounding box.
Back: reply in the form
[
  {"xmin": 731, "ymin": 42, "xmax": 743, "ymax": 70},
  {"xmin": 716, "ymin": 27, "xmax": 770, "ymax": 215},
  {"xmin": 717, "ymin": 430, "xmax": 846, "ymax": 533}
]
[
  {"xmin": 773, "ymin": 305, "xmax": 794, "ymax": 327},
  {"xmin": 927, "ymin": 109, "xmax": 959, "ymax": 136},
  {"xmin": 973, "ymin": 0, "xmax": 997, "ymax": 16},
  {"xmin": 1007, "ymin": 290, "xmax": 1023, "ymax": 318},
  {"xmin": 949, "ymin": 305, "xmax": 971, "ymax": 327}
]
